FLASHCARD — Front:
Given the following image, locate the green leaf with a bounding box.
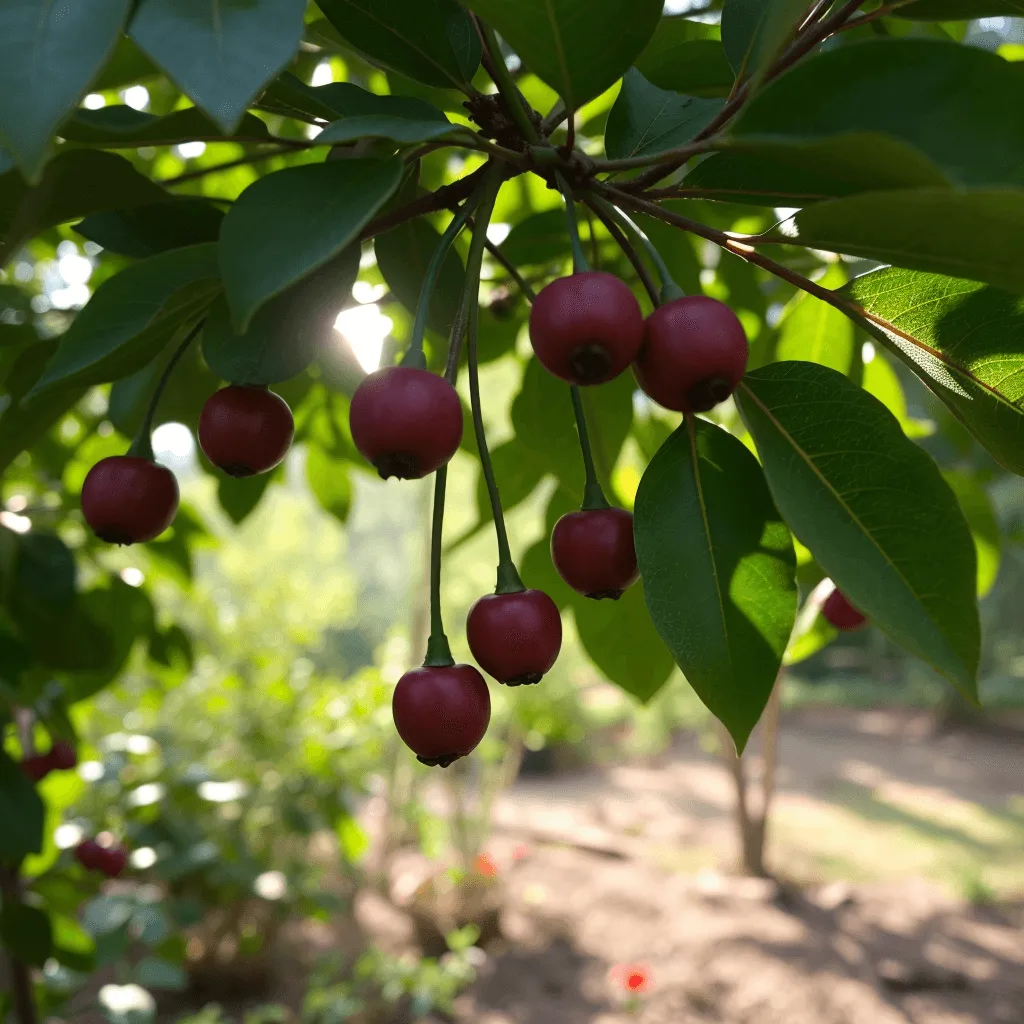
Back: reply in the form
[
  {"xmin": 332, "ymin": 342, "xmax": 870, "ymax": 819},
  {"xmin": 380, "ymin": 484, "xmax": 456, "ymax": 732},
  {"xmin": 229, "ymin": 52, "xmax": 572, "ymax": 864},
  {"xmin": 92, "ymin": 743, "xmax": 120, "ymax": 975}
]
[
  {"xmin": 501, "ymin": 210, "xmax": 570, "ymax": 267},
  {"xmin": 463, "ymin": 0, "xmax": 664, "ymax": 111},
  {"xmin": 573, "ymin": 584, "xmax": 676, "ymax": 703},
  {"xmin": 0, "ymin": 903, "xmax": 52, "ymax": 968},
  {"xmin": 220, "ymin": 158, "xmax": 402, "ymax": 331},
  {"xmin": 736, "ymin": 361, "xmax": 980, "ymax": 699},
  {"xmin": 204, "ymin": 244, "xmax": 360, "ymax": 385},
  {"xmin": 91, "ymin": 36, "xmax": 161, "ymax": 92},
  {"xmin": 28, "ymin": 244, "xmax": 221, "ymax": 397},
  {"xmin": 634, "ymin": 18, "xmax": 733, "ymax": 98},
  {"xmin": 721, "ymin": 0, "xmax": 807, "ymax": 79},
  {"xmin": 788, "ymin": 189, "xmax": 1024, "ymax": 294},
  {"xmin": 0, "ymin": 749, "xmax": 44, "ymax": 861},
  {"xmin": 634, "ymin": 417, "xmax": 797, "ymax": 751},
  {"xmin": 842, "ymin": 267, "xmax": 1024, "ymax": 475},
  {"xmin": 729, "ymin": 40, "xmax": 1024, "ymax": 190},
  {"xmin": 1, "ymin": 151, "xmax": 168, "ymax": 259},
  {"xmin": 130, "ymin": 0, "xmax": 308, "ymax": 134},
  {"xmin": 318, "ymin": 114, "xmax": 453, "ymax": 145},
  {"xmin": 605, "ymin": 70, "xmax": 724, "ymax": 161},
  {"xmin": 895, "ymin": 0, "xmax": 1024, "ymax": 17},
  {"xmin": 0, "ymin": 0, "xmax": 132, "ymax": 179},
  {"xmin": 306, "ymin": 446, "xmax": 353, "ymax": 523},
  {"xmin": 376, "ymin": 218, "xmax": 465, "ymax": 336},
  {"xmin": 217, "ymin": 471, "xmax": 275, "ymax": 524},
  {"xmin": 861, "ymin": 349, "xmax": 932, "ymax": 440},
  {"xmin": 775, "ymin": 263, "xmax": 854, "ymax": 374},
  {"xmin": 943, "ymin": 470, "xmax": 1001, "ymax": 598},
  {"xmin": 316, "ymin": 0, "xmax": 481, "ymax": 90},
  {"xmin": 60, "ymin": 106, "xmax": 271, "ymax": 147},
  {"xmin": 134, "ymin": 957, "xmax": 188, "ymax": 991},
  {"xmin": 75, "ymin": 200, "xmax": 225, "ymax": 259}
]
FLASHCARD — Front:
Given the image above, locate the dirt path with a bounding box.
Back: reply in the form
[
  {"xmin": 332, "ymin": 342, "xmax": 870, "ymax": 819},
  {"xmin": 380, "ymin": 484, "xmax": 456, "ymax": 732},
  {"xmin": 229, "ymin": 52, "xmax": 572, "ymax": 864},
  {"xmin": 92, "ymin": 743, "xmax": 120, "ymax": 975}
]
[{"xmin": 440, "ymin": 710, "xmax": 1024, "ymax": 1024}]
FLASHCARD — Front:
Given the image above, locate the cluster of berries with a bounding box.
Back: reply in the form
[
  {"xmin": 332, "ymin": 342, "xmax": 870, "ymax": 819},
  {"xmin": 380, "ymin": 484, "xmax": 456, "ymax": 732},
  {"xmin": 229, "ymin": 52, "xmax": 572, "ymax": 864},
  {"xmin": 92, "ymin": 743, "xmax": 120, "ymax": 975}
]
[
  {"xmin": 350, "ymin": 271, "xmax": 750, "ymax": 768},
  {"xmin": 19, "ymin": 738, "xmax": 78, "ymax": 782},
  {"xmin": 82, "ymin": 385, "xmax": 295, "ymax": 544},
  {"xmin": 75, "ymin": 838, "xmax": 128, "ymax": 878}
]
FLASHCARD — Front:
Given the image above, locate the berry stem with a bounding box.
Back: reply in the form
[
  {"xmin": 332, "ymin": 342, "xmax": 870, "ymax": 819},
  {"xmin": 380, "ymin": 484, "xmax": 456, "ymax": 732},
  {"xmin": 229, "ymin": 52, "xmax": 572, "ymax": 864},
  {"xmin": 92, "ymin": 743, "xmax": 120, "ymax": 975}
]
[
  {"xmin": 402, "ymin": 193, "xmax": 483, "ymax": 370},
  {"xmin": 465, "ymin": 165, "xmax": 525, "ymax": 595},
  {"xmin": 570, "ymin": 386, "xmax": 610, "ymax": 510},
  {"xmin": 585, "ymin": 199, "xmax": 660, "ymax": 306},
  {"xmin": 587, "ymin": 195, "xmax": 685, "ymax": 303},
  {"xmin": 554, "ymin": 171, "xmax": 590, "ymax": 274},
  {"xmin": 127, "ymin": 319, "xmax": 203, "ymax": 461},
  {"xmin": 484, "ymin": 239, "xmax": 537, "ymax": 303},
  {"xmin": 477, "ymin": 21, "xmax": 540, "ymax": 145},
  {"xmin": 424, "ymin": 465, "xmax": 456, "ymax": 668}
]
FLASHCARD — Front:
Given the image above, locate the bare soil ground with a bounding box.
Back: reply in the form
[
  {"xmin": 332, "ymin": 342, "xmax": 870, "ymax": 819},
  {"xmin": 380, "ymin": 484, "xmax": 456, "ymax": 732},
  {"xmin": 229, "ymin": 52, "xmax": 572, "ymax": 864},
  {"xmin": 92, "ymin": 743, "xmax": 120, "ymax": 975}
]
[{"xmin": 365, "ymin": 709, "xmax": 1024, "ymax": 1024}]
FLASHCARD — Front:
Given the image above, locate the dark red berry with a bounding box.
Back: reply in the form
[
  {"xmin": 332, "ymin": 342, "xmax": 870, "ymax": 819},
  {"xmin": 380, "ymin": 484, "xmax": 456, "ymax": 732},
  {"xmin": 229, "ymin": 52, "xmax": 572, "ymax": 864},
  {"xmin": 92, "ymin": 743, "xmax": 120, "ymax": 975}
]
[
  {"xmin": 822, "ymin": 587, "xmax": 868, "ymax": 631},
  {"xmin": 75, "ymin": 839, "xmax": 105, "ymax": 872},
  {"xmin": 635, "ymin": 296, "xmax": 749, "ymax": 412},
  {"xmin": 349, "ymin": 366, "xmax": 463, "ymax": 480},
  {"xmin": 198, "ymin": 385, "xmax": 294, "ymax": 477},
  {"xmin": 81, "ymin": 456, "xmax": 178, "ymax": 545},
  {"xmin": 529, "ymin": 272, "xmax": 643, "ymax": 385},
  {"xmin": 467, "ymin": 590, "xmax": 562, "ymax": 686},
  {"xmin": 48, "ymin": 740, "xmax": 78, "ymax": 771},
  {"xmin": 392, "ymin": 665, "xmax": 491, "ymax": 767},
  {"xmin": 551, "ymin": 508, "xmax": 638, "ymax": 600},
  {"xmin": 20, "ymin": 755, "xmax": 52, "ymax": 783},
  {"xmin": 99, "ymin": 846, "xmax": 129, "ymax": 878}
]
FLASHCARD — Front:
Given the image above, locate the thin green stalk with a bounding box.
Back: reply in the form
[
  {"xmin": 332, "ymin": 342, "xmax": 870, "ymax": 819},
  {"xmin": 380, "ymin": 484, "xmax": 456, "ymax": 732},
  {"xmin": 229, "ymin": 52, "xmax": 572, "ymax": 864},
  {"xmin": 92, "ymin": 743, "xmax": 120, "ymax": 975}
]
[
  {"xmin": 465, "ymin": 166, "xmax": 524, "ymax": 594},
  {"xmin": 585, "ymin": 197, "xmax": 660, "ymax": 306},
  {"xmin": 554, "ymin": 171, "xmax": 589, "ymax": 273},
  {"xmin": 424, "ymin": 465, "xmax": 456, "ymax": 667},
  {"xmin": 570, "ymin": 386, "xmax": 609, "ymax": 510},
  {"xmin": 484, "ymin": 238, "xmax": 537, "ymax": 302},
  {"xmin": 588, "ymin": 194, "xmax": 685, "ymax": 302},
  {"xmin": 127, "ymin": 320, "xmax": 203, "ymax": 460},
  {"xmin": 402, "ymin": 194, "xmax": 483, "ymax": 369},
  {"xmin": 478, "ymin": 21, "xmax": 540, "ymax": 145}
]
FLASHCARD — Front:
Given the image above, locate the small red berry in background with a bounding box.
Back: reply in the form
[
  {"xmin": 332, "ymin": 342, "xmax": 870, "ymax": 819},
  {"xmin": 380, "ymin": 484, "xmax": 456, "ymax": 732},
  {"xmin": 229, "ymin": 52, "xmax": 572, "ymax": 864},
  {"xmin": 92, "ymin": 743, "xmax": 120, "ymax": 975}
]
[
  {"xmin": 511, "ymin": 843, "xmax": 531, "ymax": 862},
  {"xmin": 75, "ymin": 839, "xmax": 105, "ymax": 872},
  {"xmin": 198, "ymin": 385, "xmax": 294, "ymax": 477},
  {"xmin": 551, "ymin": 508, "xmax": 638, "ymax": 600},
  {"xmin": 99, "ymin": 846, "xmax": 129, "ymax": 878},
  {"xmin": 822, "ymin": 586, "xmax": 868, "ymax": 631},
  {"xmin": 467, "ymin": 590, "xmax": 562, "ymax": 686},
  {"xmin": 392, "ymin": 665, "xmax": 491, "ymax": 768},
  {"xmin": 20, "ymin": 755, "xmax": 52, "ymax": 783},
  {"xmin": 48, "ymin": 739, "xmax": 78, "ymax": 771},
  {"xmin": 350, "ymin": 366, "xmax": 463, "ymax": 480},
  {"xmin": 81, "ymin": 455, "xmax": 178, "ymax": 545},
  {"xmin": 530, "ymin": 272, "xmax": 643, "ymax": 385},
  {"xmin": 610, "ymin": 963, "xmax": 652, "ymax": 995},
  {"xmin": 473, "ymin": 852, "xmax": 498, "ymax": 877},
  {"xmin": 635, "ymin": 295, "xmax": 749, "ymax": 412}
]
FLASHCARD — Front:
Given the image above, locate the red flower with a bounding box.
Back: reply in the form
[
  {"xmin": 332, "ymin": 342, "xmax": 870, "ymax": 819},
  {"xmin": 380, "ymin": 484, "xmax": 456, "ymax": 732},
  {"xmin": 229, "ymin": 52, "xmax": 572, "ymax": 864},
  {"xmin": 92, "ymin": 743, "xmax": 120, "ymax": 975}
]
[
  {"xmin": 511, "ymin": 843, "xmax": 531, "ymax": 862},
  {"xmin": 473, "ymin": 853, "xmax": 498, "ymax": 877},
  {"xmin": 611, "ymin": 963, "xmax": 651, "ymax": 994}
]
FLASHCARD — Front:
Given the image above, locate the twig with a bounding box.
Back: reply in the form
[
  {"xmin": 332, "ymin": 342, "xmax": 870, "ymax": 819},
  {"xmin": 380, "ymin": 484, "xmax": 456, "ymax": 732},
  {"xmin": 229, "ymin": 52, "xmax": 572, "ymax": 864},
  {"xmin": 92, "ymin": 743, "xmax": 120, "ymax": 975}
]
[{"xmin": 483, "ymin": 238, "xmax": 537, "ymax": 302}]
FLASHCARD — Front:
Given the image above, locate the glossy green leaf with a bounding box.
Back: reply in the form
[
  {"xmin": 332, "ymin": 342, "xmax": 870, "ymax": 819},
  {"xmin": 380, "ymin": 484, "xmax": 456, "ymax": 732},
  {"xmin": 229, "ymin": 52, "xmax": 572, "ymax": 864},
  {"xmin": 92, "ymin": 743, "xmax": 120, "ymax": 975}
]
[
  {"xmin": 376, "ymin": 218, "xmax": 465, "ymax": 337},
  {"xmin": 317, "ymin": 0, "xmax": 480, "ymax": 90},
  {"xmin": 217, "ymin": 470, "xmax": 276, "ymax": 524},
  {"xmin": 131, "ymin": 0, "xmax": 308, "ymax": 133},
  {"xmin": 574, "ymin": 583, "xmax": 675, "ymax": 703},
  {"xmin": 0, "ymin": 903, "xmax": 52, "ymax": 967},
  {"xmin": 0, "ymin": 151, "xmax": 168, "ymax": 262},
  {"xmin": 861, "ymin": 349, "xmax": 933, "ymax": 441},
  {"xmin": 729, "ymin": 40, "xmax": 1024, "ymax": 190},
  {"xmin": 895, "ymin": 0, "xmax": 1024, "ymax": 16},
  {"xmin": 943, "ymin": 470, "xmax": 1001, "ymax": 597},
  {"xmin": 220, "ymin": 157, "xmax": 401, "ymax": 331},
  {"xmin": 634, "ymin": 418, "xmax": 796, "ymax": 750},
  {"xmin": 843, "ymin": 267, "xmax": 1024, "ymax": 475},
  {"xmin": 605, "ymin": 70, "xmax": 723, "ymax": 161},
  {"xmin": 788, "ymin": 189, "xmax": 1024, "ymax": 294},
  {"xmin": 75, "ymin": 200, "xmax": 225, "ymax": 259},
  {"xmin": 204, "ymin": 245, "xmax": 360, "ymax": 385},
  {"xmin": 634, "ymin": 18, "xmax": 733, "ymax": 98},
  {"xmin": 501, "ymin": 210, "xmax": 570, "ymax": 267},
  {"xmin": 318, "ymin": 114, "xmax": 453, "ymax": 145},
  {"xmin": 721, "ymin": 0, "xmax": 807, "ymax": 79},
  {"xmin": 28, "ymin": 245, "xmax": 221, "ymax": 397},
  {"xmin": 314, "ymin": 86, "xmax": 451, "ymax": 144},
  {"xmin": 775, "ymin": 263, "xmax": 854, "ymax": 374},
  {"xmin": 0, "ymin": 0, "xmax": 131, "ymax": 179},
  {"xmin": 0, "ymin": 749, "xmax": 44, "ymax": 861},
  {"xmin": 736, "ymin": 361, "xmax": 980, "ymax": 699},
  {"xmin": 306, "ymin": 446, "xmax": 353, "ymax": 523},
  {"xmin": 91, "ymin": 36, "xmax": 161, "ymax": 92},
  {"xmin": 60, "ymin": 106, "xmax": 270, "ymax": 147},
  {"xmin": 463, "ymin": 0, "xmax": 664, "ymax": 110}
]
